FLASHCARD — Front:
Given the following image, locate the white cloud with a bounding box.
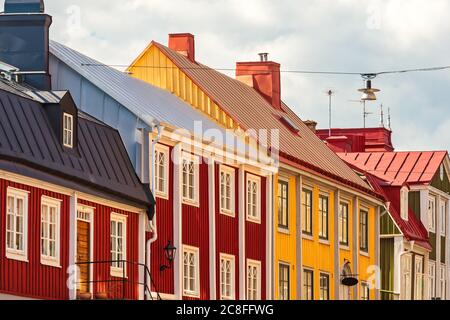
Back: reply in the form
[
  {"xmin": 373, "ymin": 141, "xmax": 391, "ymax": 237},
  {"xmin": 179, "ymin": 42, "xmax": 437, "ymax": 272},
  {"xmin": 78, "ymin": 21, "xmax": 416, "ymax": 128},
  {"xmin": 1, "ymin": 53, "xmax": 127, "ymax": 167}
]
[{"xmin": 45, "ymin": 0, "xmax": 450, "ymax": 151}]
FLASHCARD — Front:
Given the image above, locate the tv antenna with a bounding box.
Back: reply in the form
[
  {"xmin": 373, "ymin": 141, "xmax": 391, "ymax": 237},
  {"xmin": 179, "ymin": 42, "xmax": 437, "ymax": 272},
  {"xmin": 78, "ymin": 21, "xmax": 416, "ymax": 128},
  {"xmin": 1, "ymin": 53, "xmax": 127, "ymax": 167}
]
[
  {"xmin": 325, "ymin": 89, "xmax": 336, "ymax": 136},
  {"xmin": 349, "ymin": 99, "xmax": 373, "ymax": 128},
  {"xmin": 379, "ymin": 104, "xmax": 385, "ymax": 128}
]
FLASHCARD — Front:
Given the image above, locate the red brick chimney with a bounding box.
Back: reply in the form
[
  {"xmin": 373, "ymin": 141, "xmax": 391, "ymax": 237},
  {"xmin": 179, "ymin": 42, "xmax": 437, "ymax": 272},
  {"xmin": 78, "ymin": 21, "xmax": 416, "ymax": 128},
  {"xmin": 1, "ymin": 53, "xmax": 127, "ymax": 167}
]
[
  {"xmin": 236, "ymin": 53, "xmax": 282, "ymax": 110},
  {"xmin": 168, "ymin": 33, "xmax": 195, "ymax": 62}
]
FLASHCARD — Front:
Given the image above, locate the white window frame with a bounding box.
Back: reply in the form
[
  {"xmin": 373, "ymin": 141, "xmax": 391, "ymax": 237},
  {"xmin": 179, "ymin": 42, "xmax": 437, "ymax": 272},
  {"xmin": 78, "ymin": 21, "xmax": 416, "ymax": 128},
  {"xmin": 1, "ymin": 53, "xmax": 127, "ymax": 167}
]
[
  {"xmin": 181, "ymin": 152, "xmax": 200, "ymax": 206},
  {"xmin": 401, "ymin": 254, "xmax": 412, "ymax": 300},
  {"xmin": 246, "ymin": 174, "xmax": 261, "ymax": 223},
  {"xmin": 400, "ymin": 186, "xmax": 409, "ymax": 221},
  {"xmin": 219, "ymin": 165, "xmax": 235, "ymax": 217},
  {"xmin": 440, "ymin": 200, "xmax": 446, "ymax": 235},
  {"xmin": 110, "ymin": 213, "xmax": 127, "ymax": 278},
  {"xmin": 429, "ymin": 196, "xmax": 436, "ymax": 232},
  {"xmin": 414, "ymin": 255, "xmax": 424, "ymax": 300},
  {"xmin": 246, "ymin": 259, "xmax": 261, "ymax": 300},
  {"xmin": 429, "ymin": 261, "xmax": 436, "ymax": 300},
  {"xmin": 303, "ymin": 268, "xmax": 314, "ymax": 300},
  {"xmin": 440, "ymin": 265, "xmax": 447, "ymax": 300},
  {"xmin": 183, "ymin": 245, "xmax": 200, "ymax": 298},
  {"xmin": 40, "ymin": 196, "xmax": 61, "ymax": 267},
  {"xmin": 219, "ymin": 253, "xmax": 235, "ymax": 300},
  {"xmin": 63, "ymin": 113, "xmax": 74, "ymax": 148},
  {"xmin": 319, "ymin": 272, "xmax": 330, "ymax": 300},
  {"xmin": 154, "ymin": 144, "xmax": 170, "ymax": 199},
  {"xmin": 5, "ymin": 187, "xmax": 29, "ymax": 262}
]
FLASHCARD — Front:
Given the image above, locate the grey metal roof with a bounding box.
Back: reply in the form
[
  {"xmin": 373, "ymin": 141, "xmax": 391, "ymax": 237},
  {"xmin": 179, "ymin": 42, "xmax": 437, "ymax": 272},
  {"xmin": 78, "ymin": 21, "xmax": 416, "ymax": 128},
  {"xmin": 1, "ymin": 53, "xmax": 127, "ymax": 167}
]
[
  {"xmin": 49, "ymin": 41, "xmax": 226, "ymax": 136},
  {"xmin": 0, "ymin": 79, "xmax": 155, "ymax": 215}
]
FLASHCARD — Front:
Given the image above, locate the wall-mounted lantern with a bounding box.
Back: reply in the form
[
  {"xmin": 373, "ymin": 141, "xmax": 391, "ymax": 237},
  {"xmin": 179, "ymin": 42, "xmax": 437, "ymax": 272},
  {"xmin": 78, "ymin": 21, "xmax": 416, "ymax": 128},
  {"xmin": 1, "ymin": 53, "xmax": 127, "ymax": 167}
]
[{"xmin": 160, "ymin": 240, "xmax": 177, "ymax": 272}]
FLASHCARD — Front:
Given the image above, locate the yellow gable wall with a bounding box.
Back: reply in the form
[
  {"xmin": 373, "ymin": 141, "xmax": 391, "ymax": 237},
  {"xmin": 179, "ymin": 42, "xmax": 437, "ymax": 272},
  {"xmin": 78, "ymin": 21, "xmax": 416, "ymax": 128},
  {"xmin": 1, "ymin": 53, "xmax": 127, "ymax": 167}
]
[
  {"xmin": 128, "ymin": 45, "xmax": 239, "ymax": 130},
  {"xmin": 274, "ymin": 175, "xmax": 298, "ymax": 300}
]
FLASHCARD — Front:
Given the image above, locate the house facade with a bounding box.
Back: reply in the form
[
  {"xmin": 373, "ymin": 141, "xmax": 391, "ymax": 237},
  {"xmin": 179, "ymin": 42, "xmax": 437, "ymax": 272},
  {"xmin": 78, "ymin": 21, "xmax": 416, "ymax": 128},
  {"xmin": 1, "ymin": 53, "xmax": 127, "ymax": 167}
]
[{"xmin": 127, "ymin": 33, "xmax": 385, "ymax": 300}]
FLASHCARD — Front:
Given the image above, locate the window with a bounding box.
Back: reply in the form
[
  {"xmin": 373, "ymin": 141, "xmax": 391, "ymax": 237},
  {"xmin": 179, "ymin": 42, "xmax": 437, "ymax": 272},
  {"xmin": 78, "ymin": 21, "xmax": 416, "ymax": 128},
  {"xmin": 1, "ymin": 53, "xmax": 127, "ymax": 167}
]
[
  {"xmin": 6, "ymin": 188, "xmax": 28, "ymax": 261},
  {"xmin": 440, "ymin": 201, "xmax": 446, "ymax": 235},
  {"xmin": 319, "ymin": 273, "xmax": 329, "ymax": 300},
  {"xmin": 400, "ymin": 187, "xmax": 409, "ymax": 220},
  {"xmin": 339, "ymin": 202, "xmax": 349, "ymax": 246},
  {"xmin": 360, "ymin": 209, "xmax": 369, "ymax": 253},
  {"xmin": 154, "ymin": 144, "xmax": 169, "ymax": 198},
  {"xmin": 303, "ymin": 269, "xmax": 314, "ymax": 300},
  {"xmin": 414, "ymin": 256, "xmax": 424, "ymax": 300},
  {"xmin": 220, "ymin": 166, "xmax": 235, "ymax": 216},
  {"xmin": 429, "ymin": 196, "xmax": 436, "ymax": 232},
  {"xmin": 110, "ymin": 213, "xmax": 127, "ymax": 277},
  {"xmin": 220, "ymin": 254, "xmax": 235, "ymax": 300},
  {"xmin": 182, "ymin": 153, "xmax": 199, "ymax": 205},
  {"xmin": 360, "ymin": 282, "xmax": 370, "ymax": 300},
  {"xmin": 183, "ymin": 246, "xmax": 200, "ymax": 297},
  {"xmin": 41, "ymin": 197, "xmax": 61, "ymax": 267},
  {"xmin": 246, "ymin": 260, "xmax": 261, "ymax": 300},
  {"xmin": 340, "ymin": 284, "xmax": 351, "ymax": 300},
  {"xmin": 318, "ymin": 195, "xmax": 329, "ymax": 240},
  {"xmin": 429, "ymin": 261, "xmax": 436, "ymax": 299},
  {"xmin": 246, "ymin": 175, "xmax": 261, "ymax": 223},
  {"xmin": 278, "ymin": 180, "xmax": 289, "ymax": 229},
  {"xmin": 401, "ymin": 254, "xmax": 412, "ymax": 300},
  {"xmin": 63, "ymin": 113, "xmax": 73, "ymax": 148},
  {"xmin": 279, "ymin": 263, "xmax": 290, "ymax": 300},
  {"xmin": 302, "ymin": 189, "xmax": 313, "ymax": 235},
  {"xmin": 440, "ymin": 265, "xmax": 447, "ymax": 300}
]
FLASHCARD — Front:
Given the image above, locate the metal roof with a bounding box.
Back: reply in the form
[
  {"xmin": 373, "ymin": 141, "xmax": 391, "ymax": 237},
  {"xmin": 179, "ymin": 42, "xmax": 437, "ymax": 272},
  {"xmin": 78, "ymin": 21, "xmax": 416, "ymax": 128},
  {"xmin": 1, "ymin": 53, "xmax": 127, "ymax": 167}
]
[
  {"xmin": 338, "ymin": 151, "xmax": 448, "ymax": 186},
  {"xmin": 150, "ymin": 42, "xmax": 372, "ymax": 191},
  {"xmin": 0, "ymin": 79, "xmax": 155, "ymax": 215},
  {"xmin": 49, "ymin": 41, "xmax": 229, "ymax": 137}
]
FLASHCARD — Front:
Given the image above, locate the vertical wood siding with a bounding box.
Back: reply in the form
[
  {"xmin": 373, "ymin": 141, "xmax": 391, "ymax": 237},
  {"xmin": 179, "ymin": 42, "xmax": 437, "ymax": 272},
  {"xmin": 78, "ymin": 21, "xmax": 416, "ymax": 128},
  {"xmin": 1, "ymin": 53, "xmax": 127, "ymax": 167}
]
[
  {"xmin": 0, "ymin": 179, "xmax": 69, "ymax": 299},
  {"xmin": 215, "ymin": 164, "xmax": 239, "ymax": 299},
  {"xmin": 245, "ymin": 172, "xmax": 267, "ymax": 299},
  {"xmin": 78, "ymin": 199, "xmax": 140, "ymax": 300},
  {"xmin": 182, "ymin": 160, "xmax": 210, "ymax": 300},
  {"xmin": 148, "ymin": 145, "xmax": 174, "ymax": 295}
]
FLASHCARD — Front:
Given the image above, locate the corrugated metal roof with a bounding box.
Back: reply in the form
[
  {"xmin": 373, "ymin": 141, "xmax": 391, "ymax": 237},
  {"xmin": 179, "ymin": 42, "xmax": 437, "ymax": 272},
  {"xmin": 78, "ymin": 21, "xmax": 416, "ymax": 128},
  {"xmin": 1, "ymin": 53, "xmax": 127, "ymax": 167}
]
[
  {"xmin": 151, "ymin": 42, "xmax": 371, "ymax": 190},
  {"xmin": 338, "ymin": 151, "xmax": 448, "ymax": 186},
  {"xmin": 49, "ymin": 41, "xmax": 229, "ymax": 137},
  {"xmin": 0, "ymin": 81, "xmax": 154, "ymax": 213}
]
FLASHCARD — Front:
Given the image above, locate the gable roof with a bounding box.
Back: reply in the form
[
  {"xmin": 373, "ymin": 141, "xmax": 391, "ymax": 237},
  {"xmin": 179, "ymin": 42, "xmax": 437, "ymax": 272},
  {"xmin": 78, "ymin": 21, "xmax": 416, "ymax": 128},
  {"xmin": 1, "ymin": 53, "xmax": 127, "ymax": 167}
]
[
  {"xmin": 49, "ymin": 41, "xmax": 231, "ymax": 138},
  {"xmin": 338, "ymin": 151, "xmax": 448, "ymax": 186},
  {"xmin": 0, "ymin": 78, "xmax": 155, "ymax": 216},
  {"xmin": 146, "ymin": 42, "xmax": 374, "ymax": 193}
]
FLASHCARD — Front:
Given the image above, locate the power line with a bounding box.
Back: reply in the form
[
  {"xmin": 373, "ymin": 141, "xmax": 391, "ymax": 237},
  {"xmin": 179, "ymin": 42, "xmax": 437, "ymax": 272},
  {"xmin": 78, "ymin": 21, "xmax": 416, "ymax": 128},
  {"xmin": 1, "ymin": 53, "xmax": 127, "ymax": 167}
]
[{"xmin": 80, "ymin": 63, "xmax": 450, "ymax": 77}]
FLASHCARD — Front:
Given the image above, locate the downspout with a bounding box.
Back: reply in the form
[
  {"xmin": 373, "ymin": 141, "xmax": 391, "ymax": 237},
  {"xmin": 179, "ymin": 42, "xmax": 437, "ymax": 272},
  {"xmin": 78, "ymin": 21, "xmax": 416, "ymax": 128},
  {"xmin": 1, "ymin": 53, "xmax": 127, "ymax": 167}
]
[{"xmin": 146, "ymin": 123, "xmax": 163, "ymax": 298}]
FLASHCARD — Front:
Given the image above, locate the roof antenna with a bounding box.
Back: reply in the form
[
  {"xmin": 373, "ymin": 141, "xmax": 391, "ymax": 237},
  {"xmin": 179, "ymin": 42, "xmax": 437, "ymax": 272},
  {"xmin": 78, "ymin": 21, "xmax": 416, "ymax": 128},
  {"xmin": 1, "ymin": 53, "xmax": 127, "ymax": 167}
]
[
  {"xmin": 379, "ymin": 104, "xmax": 385, "ymax": 128},
  {"xmin": 387, "ymin": 107, "xmax": 392, "ymax": 130},
  {"xmin": 325, "ymin": 89, "xmax": 335, "ymax": 137}
]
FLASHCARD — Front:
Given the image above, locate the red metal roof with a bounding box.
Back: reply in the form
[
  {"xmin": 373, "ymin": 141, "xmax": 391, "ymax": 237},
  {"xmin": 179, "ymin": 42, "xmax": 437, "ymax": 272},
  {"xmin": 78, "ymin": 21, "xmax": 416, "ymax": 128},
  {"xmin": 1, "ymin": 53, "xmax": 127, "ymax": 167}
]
[
  {"xmin": 338, "ymin": 151, "xmax": 448, "ymax": 186},
  {"xmin": 152, "ymin": 42, "xmax": 374, "ymax": 192}
]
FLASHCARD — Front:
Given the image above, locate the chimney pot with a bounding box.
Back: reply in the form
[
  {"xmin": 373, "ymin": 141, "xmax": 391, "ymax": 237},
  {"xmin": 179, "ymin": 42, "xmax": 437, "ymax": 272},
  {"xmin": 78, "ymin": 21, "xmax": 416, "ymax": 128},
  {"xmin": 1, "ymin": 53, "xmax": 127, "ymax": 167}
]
[
  {"xmin": 168, "ymin": 33, "xmax": 195, "ymax": 62},
  {"xmin": 258, "ymin": 53, "xmax": 268, "ymax": 62}
]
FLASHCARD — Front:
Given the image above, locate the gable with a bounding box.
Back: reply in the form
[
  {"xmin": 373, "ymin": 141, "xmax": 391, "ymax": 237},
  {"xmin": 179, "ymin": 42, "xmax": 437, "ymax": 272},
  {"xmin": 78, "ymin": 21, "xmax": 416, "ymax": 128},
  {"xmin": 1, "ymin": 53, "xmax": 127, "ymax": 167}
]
[{"xmin": 431, "ymin": 160, "xmax": 450, "ymax": 193}]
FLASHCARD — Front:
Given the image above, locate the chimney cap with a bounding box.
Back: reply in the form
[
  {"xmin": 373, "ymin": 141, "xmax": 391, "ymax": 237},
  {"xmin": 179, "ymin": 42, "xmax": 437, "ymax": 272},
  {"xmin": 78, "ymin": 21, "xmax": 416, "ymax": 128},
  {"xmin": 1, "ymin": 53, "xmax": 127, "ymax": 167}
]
[
  {"xmin": 4, "ymin": 0, "xmax": 44, "ymax": 13},
  {"xmin": 258, "ymin": 53, "xmax": 269, "ymax": 62}
]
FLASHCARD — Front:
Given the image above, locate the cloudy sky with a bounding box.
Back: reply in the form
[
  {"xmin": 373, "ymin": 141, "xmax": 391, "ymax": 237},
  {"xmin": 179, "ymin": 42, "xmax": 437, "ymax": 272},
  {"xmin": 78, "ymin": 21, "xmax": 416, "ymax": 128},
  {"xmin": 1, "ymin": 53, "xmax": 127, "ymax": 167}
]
[{"xmin": 45, "ymin": 0, "xmax": 450, "ymax": 151}]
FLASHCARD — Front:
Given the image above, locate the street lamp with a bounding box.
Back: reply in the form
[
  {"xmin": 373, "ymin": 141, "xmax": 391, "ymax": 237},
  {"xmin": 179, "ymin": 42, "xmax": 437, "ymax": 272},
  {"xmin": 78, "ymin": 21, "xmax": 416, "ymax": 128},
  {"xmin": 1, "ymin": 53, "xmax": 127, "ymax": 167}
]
[
  {"xmin": 358, "ymin": 74, "xmax": 380, "ymax": 101},
  {"xmin": 160, "ymin": 240, "xmax": 177, "ymax": 272}
]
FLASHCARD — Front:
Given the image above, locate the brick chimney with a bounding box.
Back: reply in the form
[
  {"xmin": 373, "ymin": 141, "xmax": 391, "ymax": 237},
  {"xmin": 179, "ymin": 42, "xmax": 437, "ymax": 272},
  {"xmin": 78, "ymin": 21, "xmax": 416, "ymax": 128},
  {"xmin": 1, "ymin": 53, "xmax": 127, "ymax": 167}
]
[
  {"xmin": 304, "ymin": 120, "xmax": 317, "ymax": 133},
  {"xmin": 168, "ymin": 33, "xmax": 195, "ymax": 62},
  {"xmin": 236, "ymin": 53, "xmax": 282, "ymax": 110}
]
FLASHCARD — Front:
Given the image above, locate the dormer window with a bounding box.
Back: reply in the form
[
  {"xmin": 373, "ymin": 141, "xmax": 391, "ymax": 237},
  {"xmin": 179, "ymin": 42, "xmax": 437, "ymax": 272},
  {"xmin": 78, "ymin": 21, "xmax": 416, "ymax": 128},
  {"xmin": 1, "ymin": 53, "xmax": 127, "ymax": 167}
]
[
  {"xmin": 63, "ymin": 113, "xmax": 73, "ymax": 148},
  {"xmin": 400, "ymin": 186, "xmax": 409, "ymax": 221}
]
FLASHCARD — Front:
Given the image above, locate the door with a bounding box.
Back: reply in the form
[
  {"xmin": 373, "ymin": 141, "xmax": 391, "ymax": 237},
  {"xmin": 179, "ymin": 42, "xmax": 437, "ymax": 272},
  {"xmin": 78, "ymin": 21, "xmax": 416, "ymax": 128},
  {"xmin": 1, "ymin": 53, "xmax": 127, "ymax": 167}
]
[{"xmin": 77, "ymin": 220, "xmax": 91, "ymax": 296}]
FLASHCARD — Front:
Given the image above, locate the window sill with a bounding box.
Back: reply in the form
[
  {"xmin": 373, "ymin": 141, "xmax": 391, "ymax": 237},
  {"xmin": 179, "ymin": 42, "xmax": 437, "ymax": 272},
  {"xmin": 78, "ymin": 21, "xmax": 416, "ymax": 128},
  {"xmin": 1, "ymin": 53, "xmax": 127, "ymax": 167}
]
[
  {"xmin": 302, "ymin": 234, "xmax": 314, "ymax": 241},
  {"xmin": 246, "ymin": 216, "xmax": 261, "ymax": 224},
  {"xmin": 155, "ymin": 192, "xmax": 169, "ymax": 201},
  {"xmin": 183, "ymin": 291, "xmax": 200, "ymax": 299},
  {"xmin": 220, "ymin": 210, "xmax": 236, "ymax": 218},
  {"xmin": 319, "ymin": 239, "xmax": 330, "ymax": 246},
  {"xmin": 359, "ymin": 251, "xmax": 370, "ymax": 257},
  {"xmin": 6, "ymin": 251, "xmax": 28, "ymax": 263},
  {"xmin": 278, "ymin": 227, "xmax": 290, "ymax": 235},
  {"xmin": 111, "ymin": 267, "xmax": 127, "ymax": 278},
  {"xmin": 339, "ymin": 245, "xmax": 350, "ymax": 251},
  {"xmin": 182, "ymin": 199, "xmax": 200, "ymax": 208},
  {"xmin": 41, "ymin": 258, "xmax": 61, "ymax": 268}
]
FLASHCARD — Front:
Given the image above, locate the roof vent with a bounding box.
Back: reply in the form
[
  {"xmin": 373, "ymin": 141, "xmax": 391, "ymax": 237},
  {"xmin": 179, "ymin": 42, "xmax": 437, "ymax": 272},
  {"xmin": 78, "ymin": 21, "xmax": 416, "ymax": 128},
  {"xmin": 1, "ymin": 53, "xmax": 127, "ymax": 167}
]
[{"xmin": 280, "ymin": 115, "xmax": 300, "ymax": 133}]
